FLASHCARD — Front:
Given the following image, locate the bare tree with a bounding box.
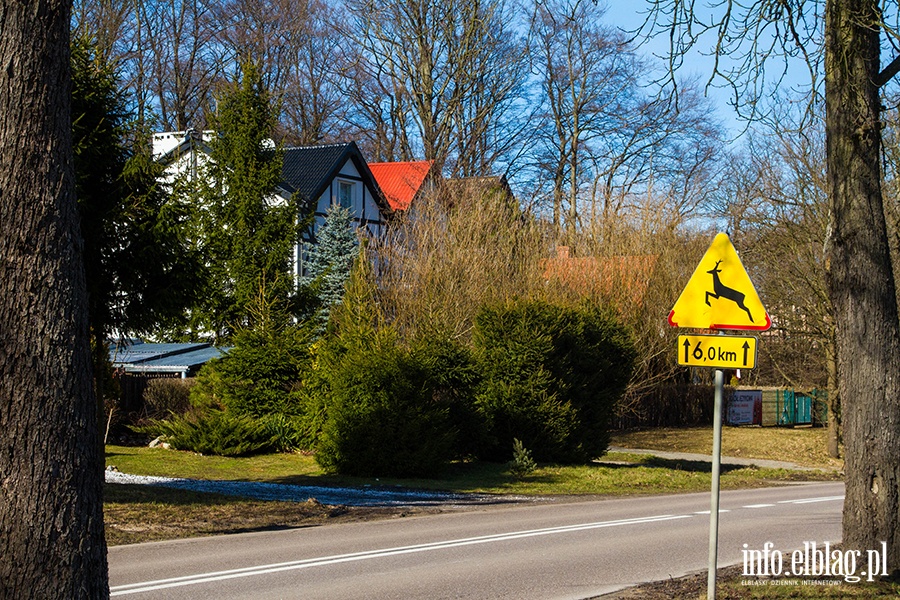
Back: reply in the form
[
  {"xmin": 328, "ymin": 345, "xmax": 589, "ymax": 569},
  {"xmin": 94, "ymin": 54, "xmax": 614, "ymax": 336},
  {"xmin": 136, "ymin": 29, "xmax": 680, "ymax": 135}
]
[
  {"xmin": 529, "ymin": 0, "xmax": 635, "ymax": 235},
  {"xmin": 140, "ymin": 0, "xmax": 219, "ymax": 130},
  {"xmin": 71, "ymin": 0, "xmax": 132, "ymax": 63},
  {"xmin": 340, "ymin": 0, "xmax": 529, "ymax": 176},
  {"xmin": 529, "ymin": 0, "xmax": 721, "ymax": 243},
  {"xmin": 278, "ymin": 0, "xmax": 350, "ymax": 145},
  {"xmin": 0, "ymin": 0, "xmax": 109, "ymax": 596},
  {"xmin": 213, "ymin": 0, "xmax": 308, "ymax": 93},
  {"xmin": 715, "ymin": 117, "xmax": 841, "ymax": 455},
  {"xmin": 644, "ymin": 0, "xmax": 900, "ymax": 568}
]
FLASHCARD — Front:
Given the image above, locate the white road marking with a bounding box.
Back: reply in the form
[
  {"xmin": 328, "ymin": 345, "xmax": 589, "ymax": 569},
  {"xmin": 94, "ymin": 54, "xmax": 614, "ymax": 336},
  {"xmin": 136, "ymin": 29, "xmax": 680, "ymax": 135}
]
[
  {"xmin": 111, "ymin": 492, "xmax": 845, "ymax": 596},
  {"xmin": 110, "ymin": 513, "xmax": 691, "ymax": 596},
  {"xmin": 778, "ymin": 495, "xmax": 845, "ymax": 505}
]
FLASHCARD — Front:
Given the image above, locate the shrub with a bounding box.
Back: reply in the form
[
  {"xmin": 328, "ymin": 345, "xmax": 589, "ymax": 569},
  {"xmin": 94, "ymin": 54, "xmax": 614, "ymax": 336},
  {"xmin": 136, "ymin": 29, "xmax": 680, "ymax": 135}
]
[
  {"xmin": 188, "ymin": 292, "xmax": 317, "ymax": 451},
  {"xmin": 473, "ymin": 299, "xmax": 635, "ymax": 463},
  {"xmin": 410, "ymin": 334, "xmax": 485, "ymax": 460},
  {"xmin": 508, "ymin": 438, "xmax": 538, "ymax": 478},
  {"xmin": 142, "ymin": 378, "xmax": 195, "ymax": 418},
  {"xmin": 314, "ymin": 329, "xmax": 456, "ymax": 477},
  {"xmin": 194, "ymin": 323, "xmax": 314, "ymax": 419},
  {"xmin": 137, "ymin": 410, "xmax": 275, "ymax": 456},
  {"xmin": 259, "ymin": 413, "xmax": 310, "ymax": 453},
  {"xmin": 311, "ymin": 257, "xmax": 457, "ymax": 477}
]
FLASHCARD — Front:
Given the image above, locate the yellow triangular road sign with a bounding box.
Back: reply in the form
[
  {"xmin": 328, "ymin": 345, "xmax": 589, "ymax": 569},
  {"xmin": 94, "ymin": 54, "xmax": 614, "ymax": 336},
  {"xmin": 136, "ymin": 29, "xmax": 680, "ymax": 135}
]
[{"xmin": 668, "ymin": 233, "xmax": 771, "ymax": 331}]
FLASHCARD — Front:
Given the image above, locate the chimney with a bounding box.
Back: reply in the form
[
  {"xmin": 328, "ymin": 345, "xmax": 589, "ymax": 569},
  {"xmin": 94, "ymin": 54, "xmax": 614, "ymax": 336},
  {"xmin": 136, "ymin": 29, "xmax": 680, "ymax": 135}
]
[{"xmin": 557, "ymin": 245, "xmax": 570, "ymax": 259}]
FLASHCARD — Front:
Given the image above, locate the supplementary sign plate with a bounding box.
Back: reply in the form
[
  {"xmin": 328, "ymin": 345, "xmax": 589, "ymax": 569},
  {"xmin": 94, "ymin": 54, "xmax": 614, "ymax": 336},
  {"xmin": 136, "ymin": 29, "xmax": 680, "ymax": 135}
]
[{"xmin": 677, "ymin": 334, "xmax": 758, "ymax": 369}]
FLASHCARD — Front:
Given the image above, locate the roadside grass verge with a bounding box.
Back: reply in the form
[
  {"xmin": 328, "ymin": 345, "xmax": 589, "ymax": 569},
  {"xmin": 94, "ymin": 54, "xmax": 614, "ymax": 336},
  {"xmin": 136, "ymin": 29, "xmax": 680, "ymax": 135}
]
[
  {"xmin": 605, "ymin": 561, "xmax": 900, "ymax": 599},
  {"xmin": 103, "ymin": 452, "xmax": 836, "ymax": 546},
  {"xmin": 104, "ymin": 484, "xmax": 420, "ymax": 547},
  {"xmin": 104, "ymin": 426, "xmax": 842, "ymax": 546},
  {"xmin": 610, "ymin": 426, "xmax": 842, "ymax": 470}
]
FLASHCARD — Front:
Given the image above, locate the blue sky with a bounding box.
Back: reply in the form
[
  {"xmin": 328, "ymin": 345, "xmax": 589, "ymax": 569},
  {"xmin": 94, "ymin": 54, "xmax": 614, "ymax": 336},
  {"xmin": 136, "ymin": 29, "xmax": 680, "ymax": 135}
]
[
  {"xmin": 601, "ymin": 2, "xmax": 818, "ymax": 138},
  {"xmin": 602, "ymin": 2, "xmax": 741, "ymax": 134}
]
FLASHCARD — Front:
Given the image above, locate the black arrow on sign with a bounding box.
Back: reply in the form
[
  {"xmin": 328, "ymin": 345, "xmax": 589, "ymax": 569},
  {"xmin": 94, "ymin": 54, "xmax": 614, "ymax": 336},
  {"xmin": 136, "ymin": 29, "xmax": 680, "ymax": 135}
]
[
  {"xmin": 683, "ymin": 339, "xmax": 692, "ymax": 363},
  {"xmin": 742, "ymin": 340, "xmax": 750, "ymax": 366}
]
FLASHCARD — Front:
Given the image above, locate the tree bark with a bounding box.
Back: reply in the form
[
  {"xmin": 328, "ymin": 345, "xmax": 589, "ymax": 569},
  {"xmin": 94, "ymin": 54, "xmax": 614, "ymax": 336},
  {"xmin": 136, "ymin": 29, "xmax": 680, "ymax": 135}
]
[
  {"xmin": 0, "ymin": 0, "xmax": 109, "ymax": 597},
  {"xmin": 825, "ymin": 0, "xmax": 900, "ymax": 573},
  {"xmin": 825, "ymin": 337, "xmax": 841, "ymax": 459}
]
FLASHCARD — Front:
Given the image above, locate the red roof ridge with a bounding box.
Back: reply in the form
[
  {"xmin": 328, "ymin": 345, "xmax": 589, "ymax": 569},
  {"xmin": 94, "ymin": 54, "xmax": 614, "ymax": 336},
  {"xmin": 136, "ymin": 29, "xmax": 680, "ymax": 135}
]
[{"xmin": 369, "ymin": 160, "xmax": 435, "ymax": 211}]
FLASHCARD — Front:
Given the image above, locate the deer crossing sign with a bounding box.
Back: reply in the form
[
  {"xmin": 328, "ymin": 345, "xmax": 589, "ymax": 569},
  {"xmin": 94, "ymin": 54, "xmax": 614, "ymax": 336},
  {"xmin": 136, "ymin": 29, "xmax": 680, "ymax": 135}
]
[{"xmin": 668, "ymin": 233, "xmax": 771, "ymax": 331}]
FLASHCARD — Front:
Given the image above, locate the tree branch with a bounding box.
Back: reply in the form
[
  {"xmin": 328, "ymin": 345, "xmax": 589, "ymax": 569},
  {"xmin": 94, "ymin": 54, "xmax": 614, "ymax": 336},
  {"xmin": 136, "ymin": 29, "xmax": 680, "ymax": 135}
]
[{"xmin": 876, "ymin": 54, "xmax": 900, "ymax": 88}]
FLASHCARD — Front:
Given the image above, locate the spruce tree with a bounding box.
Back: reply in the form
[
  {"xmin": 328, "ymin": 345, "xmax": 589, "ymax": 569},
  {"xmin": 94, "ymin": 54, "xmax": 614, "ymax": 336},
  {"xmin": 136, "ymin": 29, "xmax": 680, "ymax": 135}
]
[
  {"xmin": 302, "ymin": 205, "xmax": 358, "ymax": 329},
  {"xmin": 71, "ymin": 36, "xmax": 202, "ymax": 390}
]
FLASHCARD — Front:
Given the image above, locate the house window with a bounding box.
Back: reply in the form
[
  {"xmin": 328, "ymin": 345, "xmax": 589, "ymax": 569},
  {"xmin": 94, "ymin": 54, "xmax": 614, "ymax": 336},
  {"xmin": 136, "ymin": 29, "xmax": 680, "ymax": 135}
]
[{"xmin": 337, "ymin": 180, "xmax": 354, "ymax": 209}]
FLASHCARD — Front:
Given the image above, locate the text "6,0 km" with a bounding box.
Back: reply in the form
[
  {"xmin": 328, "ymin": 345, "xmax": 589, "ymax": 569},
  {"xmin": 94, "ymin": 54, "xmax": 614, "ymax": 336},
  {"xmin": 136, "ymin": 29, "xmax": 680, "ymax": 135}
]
[{"xmin": 677, "ymin": 334, "xmax": 758, "ymax": 370}]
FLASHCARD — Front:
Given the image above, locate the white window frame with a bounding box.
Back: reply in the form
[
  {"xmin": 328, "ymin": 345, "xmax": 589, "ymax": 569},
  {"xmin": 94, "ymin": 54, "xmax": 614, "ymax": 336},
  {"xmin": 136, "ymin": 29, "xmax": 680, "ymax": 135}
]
[{"xmin": 336, "ymin": 179, "xmax": 355, "ymax": 209}]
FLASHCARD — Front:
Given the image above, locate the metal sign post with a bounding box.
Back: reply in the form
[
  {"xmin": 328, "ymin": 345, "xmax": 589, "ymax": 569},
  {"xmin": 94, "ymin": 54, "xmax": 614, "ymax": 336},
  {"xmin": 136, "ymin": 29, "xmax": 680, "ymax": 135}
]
[{"xmin": 707, "ymin": 368, "xmax": 725, "ymax": 600}]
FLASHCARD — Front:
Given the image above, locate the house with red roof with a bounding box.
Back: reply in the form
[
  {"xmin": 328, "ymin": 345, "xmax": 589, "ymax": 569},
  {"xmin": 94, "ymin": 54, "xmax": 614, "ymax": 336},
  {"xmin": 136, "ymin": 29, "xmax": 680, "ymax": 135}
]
[{"xmin": 368, "ymin": 160, "xmax": 436, "ymax": 212}]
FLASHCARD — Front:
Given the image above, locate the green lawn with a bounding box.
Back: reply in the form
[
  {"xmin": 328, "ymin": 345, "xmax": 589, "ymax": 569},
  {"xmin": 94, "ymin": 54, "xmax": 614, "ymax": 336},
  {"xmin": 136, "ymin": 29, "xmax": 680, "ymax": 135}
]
[
  {"xmin": 105, "ymin": 430, "xmax": 839, "ymax": 499},
  {"xmin": 611, "ymin": 426, "xmax": 843, "ymax": 470},
  {"xmin": 103, "ymin": 426, "xmax": 842, "ymax": 545}
]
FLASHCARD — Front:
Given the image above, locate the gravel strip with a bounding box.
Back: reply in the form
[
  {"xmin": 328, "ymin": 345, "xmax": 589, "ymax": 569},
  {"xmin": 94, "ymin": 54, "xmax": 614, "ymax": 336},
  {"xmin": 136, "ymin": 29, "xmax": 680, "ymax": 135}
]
[{"xmin": 105, "ymin": 470, "xmax": 538, "ymax": 507}]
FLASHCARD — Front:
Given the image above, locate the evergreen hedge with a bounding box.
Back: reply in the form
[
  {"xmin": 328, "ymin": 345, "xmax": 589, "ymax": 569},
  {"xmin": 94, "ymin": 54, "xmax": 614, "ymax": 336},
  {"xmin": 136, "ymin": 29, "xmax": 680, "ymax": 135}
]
[
  {"xmin": 314, "ymin": 329, "xmax": 457, "ymax": 477},
  {"xmin": 311, "ymin": 260, "xmax": 459, "ymax": 476},
  {"xmin": 473, "ymin": 300, "xmax": 635, "ymax": 463}
]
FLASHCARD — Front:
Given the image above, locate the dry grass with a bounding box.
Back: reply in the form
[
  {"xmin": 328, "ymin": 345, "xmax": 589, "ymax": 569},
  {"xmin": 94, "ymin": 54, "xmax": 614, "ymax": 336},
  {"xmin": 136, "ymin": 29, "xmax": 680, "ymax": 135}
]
[
  {"xmin": 375, "ymin": 183, "xmax": 546, "ymax": 341},
  {"xmin": 611, "ymin": 426, "xmax": 843, "ymax": 470},
  {"xmin": 104, "ymin": 484, "xmax": 428, "ymax": 546},
  {"xmin": 599, "ymin": 563, "xmax": 900, "ymax": 599}
]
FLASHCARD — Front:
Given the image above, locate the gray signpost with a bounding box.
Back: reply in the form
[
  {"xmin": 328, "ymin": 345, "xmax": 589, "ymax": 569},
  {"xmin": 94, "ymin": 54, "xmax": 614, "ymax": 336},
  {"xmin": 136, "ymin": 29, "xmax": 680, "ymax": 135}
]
[
  {"xmin": 707, "ymin": 368, "xmax": 725, "ymax": 599},
  {"xmin": 668, "ymin": 233, "xmax": 771, "ymax": 600}
]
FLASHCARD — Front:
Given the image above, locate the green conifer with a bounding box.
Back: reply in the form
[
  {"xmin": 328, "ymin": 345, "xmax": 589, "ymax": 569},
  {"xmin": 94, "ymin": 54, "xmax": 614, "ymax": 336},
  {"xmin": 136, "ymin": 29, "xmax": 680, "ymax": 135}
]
[
  {"xmin": 193, "ymin": 60, "xmax": 298, "ymax": 340},
  {"xmin": 302, "ymin": 205, "xmax": 358, "ymax": 329}
]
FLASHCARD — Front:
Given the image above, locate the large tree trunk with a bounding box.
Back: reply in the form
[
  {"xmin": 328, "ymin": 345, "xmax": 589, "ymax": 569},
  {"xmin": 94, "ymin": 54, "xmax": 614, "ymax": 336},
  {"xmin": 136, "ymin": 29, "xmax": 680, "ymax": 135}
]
[
  {"xmin": 825, "ymin": 0, "xmax": 900, "ymax": 573},
  {"xmin": 825, "ymin": 338, "xmax": 841, "ymax": 459},
  {"xmin": 0, "ymin": 0, "xmax": 109, "ymax": 597}
]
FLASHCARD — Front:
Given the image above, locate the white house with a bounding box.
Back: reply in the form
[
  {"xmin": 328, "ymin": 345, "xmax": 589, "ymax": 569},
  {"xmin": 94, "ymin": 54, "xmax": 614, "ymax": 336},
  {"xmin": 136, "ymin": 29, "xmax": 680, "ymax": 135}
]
[{"xmin": 151, "ymin": 131, "xmax": 393, "ymax": 281}]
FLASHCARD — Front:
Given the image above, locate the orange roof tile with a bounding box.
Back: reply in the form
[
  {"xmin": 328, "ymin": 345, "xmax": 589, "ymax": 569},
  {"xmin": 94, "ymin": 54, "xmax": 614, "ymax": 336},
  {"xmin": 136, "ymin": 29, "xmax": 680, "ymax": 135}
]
[
  {"xmin": 368, "ymin": 161, "xmax": 434, "ymax": 211},
  {"xmin": 543, "ymin": 249, "xmax": 659, "ymax": 309}
]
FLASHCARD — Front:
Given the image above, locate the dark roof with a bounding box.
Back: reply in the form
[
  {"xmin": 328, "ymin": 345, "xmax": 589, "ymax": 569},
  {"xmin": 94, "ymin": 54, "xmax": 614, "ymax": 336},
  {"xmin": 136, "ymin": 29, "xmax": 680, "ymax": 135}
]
[{"xmin": 280, "ymin": 142, "xmax": 391, "ymax": 214}]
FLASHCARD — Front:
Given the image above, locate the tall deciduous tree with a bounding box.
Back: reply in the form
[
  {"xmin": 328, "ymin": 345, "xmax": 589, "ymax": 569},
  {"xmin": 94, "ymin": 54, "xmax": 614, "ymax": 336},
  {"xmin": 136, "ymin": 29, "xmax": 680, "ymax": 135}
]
[
  {"xmin": 341, "ymin": 0, "xmax": 529, "ymax": 176},
  {"xmin": 645, "ymin": 0, "xmax": 900, "ymax": 570},
  {"xmin": 0, "ymin": 0, "xmax": 109, "ymax": 596},
  {"xmin": 530, "ymin": 0, "xmax": 721, "ymax": 244},
  {"xmin": 824, "ymin": 0, "xmax": 900, "ymax": 566},
  {"xmin": 278, "ymin": 0, "xmax": 349, "ymax": 145}
]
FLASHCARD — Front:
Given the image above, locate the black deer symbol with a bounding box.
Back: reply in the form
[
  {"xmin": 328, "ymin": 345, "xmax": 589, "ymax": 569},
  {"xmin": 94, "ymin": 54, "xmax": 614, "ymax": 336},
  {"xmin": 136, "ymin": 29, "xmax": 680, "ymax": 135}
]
[{"xmin": 706, "ymin": 261, "xmax": 754, "ymax": 322}]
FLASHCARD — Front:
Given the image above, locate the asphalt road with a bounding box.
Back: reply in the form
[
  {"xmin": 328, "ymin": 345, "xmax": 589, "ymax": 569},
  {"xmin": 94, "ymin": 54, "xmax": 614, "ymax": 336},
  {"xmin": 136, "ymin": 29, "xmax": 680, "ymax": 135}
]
[{"xmin": 109, "ymin": 481, "xmax": 844, "ymax": 600}]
